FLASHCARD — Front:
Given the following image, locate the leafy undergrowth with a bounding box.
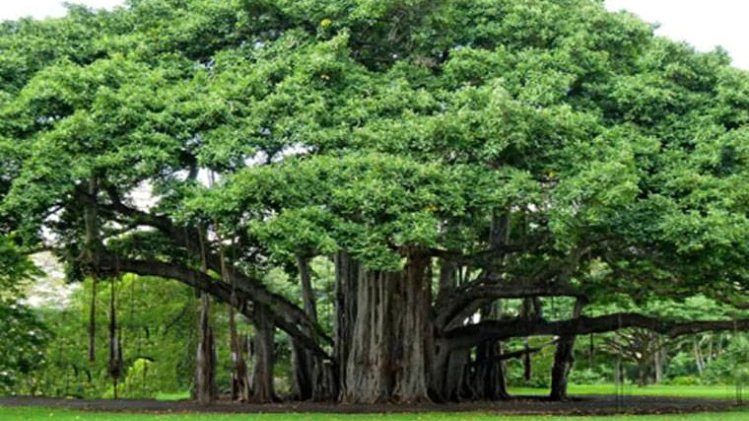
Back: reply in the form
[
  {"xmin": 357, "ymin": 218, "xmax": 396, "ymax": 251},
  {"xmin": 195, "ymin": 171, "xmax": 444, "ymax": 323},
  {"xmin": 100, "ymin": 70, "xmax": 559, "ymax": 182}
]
[{"xmin": 1, "ymin": 407, "xmax": 748, "ymax": 421}]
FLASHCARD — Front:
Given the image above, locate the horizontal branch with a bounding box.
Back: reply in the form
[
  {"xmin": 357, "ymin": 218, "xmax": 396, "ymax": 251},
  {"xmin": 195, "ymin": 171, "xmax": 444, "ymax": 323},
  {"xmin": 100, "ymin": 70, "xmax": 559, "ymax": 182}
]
[
  {"xmin": 445, "ymin": 312, "xmax": 749, "ymax": 350},
  {"xmin": 435, "ymin": 245, "xmax": 591, "ymax": 330},
  {"xmin": 434, "ymin": 279, "xmax": 583, "ymax": 329},
  {"xmin": 484, "ymin": 340, "xmax": 558, "ymax": 364}
]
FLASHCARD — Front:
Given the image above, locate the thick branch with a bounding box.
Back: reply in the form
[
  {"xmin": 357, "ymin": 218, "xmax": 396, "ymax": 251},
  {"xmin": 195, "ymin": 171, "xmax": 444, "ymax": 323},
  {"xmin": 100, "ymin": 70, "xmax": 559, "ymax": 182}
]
[
  {"xmin": 434, "ymin": 279, "xmax": 583, "ymax": 330},
  {"xmin": 96, "ymin": 192, "xmax": 331, "ymax": 345},
  {"xmin": 435, "ymin": 246, "xmax": 590, "ymax": 329},
  {"xmin": 445, "ymin": 313, "xmax": 749, "ymax": 350},
  {"xmin": 96, "ymin": 254, "xmax": 331, "ymax": 360}
]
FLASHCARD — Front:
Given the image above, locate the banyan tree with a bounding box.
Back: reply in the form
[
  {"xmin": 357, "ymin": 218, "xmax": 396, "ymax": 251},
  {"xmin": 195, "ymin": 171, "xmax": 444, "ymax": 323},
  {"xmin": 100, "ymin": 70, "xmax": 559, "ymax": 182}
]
[{"xmin": 2, "ymin": 0, "xmax": 749, "ymax": 405}]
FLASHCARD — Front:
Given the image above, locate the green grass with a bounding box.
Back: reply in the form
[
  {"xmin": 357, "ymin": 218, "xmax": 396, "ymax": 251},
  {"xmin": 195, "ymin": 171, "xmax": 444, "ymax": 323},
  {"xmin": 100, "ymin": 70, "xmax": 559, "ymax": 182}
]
[
  {"xmin": 5, "ymin": 385, "xmax": 745, "ymax": 420},
  {"xmin": 157, "ymin": 385, "xmax": 744, "ymax": 402},
  {"xmin": 0, "ymin": 407, "xmax": 747, "ymax": 421},
  {"xmin": 509, "ymin": 384, "xmax": 743, "ymax": 400},
  {"xmin": 155, "ymin": 392, "xmax": 191, "ymax": 401}
]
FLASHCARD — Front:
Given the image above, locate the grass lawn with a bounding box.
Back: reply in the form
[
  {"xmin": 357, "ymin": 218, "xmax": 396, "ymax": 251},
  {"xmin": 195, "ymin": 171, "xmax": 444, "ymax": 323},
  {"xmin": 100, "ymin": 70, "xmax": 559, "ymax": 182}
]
[
  {"xmin": 154, "ymin": 385, "xmax": 743, "ymax": 402},
  {"xmin": 0, "ymin": 407, "xmax": 748, "ymax": 421},
  {"xmin": 509, "ymin": 384, "xmax": 744, "ymax": 400},
  {"xmin": 155, "ymin": 392, "xmax": 191, "ymax": 401},
  {"xmin": 7, "ymin": 385, "xmax": 742, "ymax": 421}
]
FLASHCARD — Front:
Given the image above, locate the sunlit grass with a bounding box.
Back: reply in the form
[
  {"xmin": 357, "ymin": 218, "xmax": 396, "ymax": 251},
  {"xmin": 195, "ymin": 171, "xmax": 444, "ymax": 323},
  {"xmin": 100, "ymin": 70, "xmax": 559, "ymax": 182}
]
[
  {"xmin": 509, "ymin": 384, "xmax": 744, "ymax": 400},
  {"xmin": 155, "ymin": 392, "xmax": 191, "ymax": 401}
]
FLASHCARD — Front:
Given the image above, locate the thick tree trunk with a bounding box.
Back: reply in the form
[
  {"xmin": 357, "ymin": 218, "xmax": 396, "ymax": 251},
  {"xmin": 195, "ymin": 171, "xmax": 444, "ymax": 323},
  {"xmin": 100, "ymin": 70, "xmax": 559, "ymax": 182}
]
[
  {"xmin": 311, "ymin": 357, "xmax": 338, "ymax": 402},
  {"xmin": 654, "ymin": 336, "xmax": 663, "ymax": 384},
  {"xmin": 344, "ymin": 270, "xmax": 396, "ymax": 403},
  {"xmin": 392, "ymin": 253, "xmax": 432, "ymax": 403},
  {"xmin": 291, "ymin": 256, "xmax": 337, "ymax": 402},
  {"xmin": 343, "ymin": 253, "xmax": 432, "ymax": 404},
  {"xmin": 335, "ymin": 251, "xmax": 358, "ymax": 401},
  {"xmin": 431, "ymin": 340, "xmax": 473, "ymax": 402},
  {"xmin": 217, "ymin": 235, "xmax": 251, "ymax": 403},
  {"xmin": 444, "ymin": 348, "xmax": 471, "ymax": 401},
  {"xmin": 291, "ymin": 254, "xmax": 314, "ymax": 401},
  {"xmin": 430, "ymin": 340, "xmax": 449, "ymax": 402},
  {"xmin": 195, "ymin": 293, "xmax": 218, "ymax": 405},
  {"xmin": 549, "ymin": 334, "xmax": 575, "ymax": 401},
  {"xmin": 471, "ymin": 303, "xmax": 509, "ymax": 401},
  {"xmin": 430, "ymin": 259, "xmax": 457, "ymax": 402},
  {"xmin": 291, "ymin": 340, "xmax": 314, "ymax": 400},
  {"xmin": 299, "ymin": 257, "xmax": 317, "ymax": 323},
  {"xmin": 431, "ymin": 258, "xmax": 482, "ymax": 403},
  {"xmin": 472, "ymin": 340, "xmax": 510, "ymax": 401},
  {"xmin": 229, "ymin": 304, "xmax": 250, "ymax": 402},
  {"xmin": 251, "ymin": 303, "xmax": 276, "ymax": 403},
  {"xmin": 549, "ymin": 298, "xmax": 585, "ymax": 401}
]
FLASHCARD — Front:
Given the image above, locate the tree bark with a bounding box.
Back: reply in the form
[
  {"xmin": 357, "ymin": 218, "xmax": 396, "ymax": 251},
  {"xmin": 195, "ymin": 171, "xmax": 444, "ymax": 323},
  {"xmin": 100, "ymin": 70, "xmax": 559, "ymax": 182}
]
[
  {"xmin": 521, "ymin": 298, "xmax": 542, "ymax": 383},
  {"xmin": 343, "ymin": 253, "xmax": 432, "ymax": 403},
  {"xmin": 195, "ymin": 293, "xmax": 218, "ymax": 405},
  {"xmin": 472, "ymin": 340, "xmax": 510, "ymax": 401},
  {"xmin": 108, "ymin": 278, "xmax": 122, "ymax": 399},
  {"xmin": 549, "ymin": 298, "xmax": 585, "ymax": 401},
  {"xmin": 251, "ymin": 303, "xmax": 276, "ymax": 403},
  {"xmin": 693, "ymin": 337, "xmax": 705, "ymax": 376},
  {"xmin": 291, "ymin": 340, "xmax": 313, "ymax": 400},
  {"xmin": 229, "ymin": 303, "xmax": 250, "ymax": 402},
  {"xmin": 392, "ymin": 253, "xmax": 432, "ymax": 403},
  {"xmin": 291, "ymin": 256, "xmax": 336, "ymax": 401},
  {"xmin": 88, "ymin": 277, "xmax": 97, "ymax": 365},
  {"xmin": 299, "ymin": 257, "xmax": 317, "ymax": 323},
  {"xmin": 335, "ymin": 251, "xmax": 358, "ymax": 401},
  {"xmin": 344, "ymin": 270, "xmax": 396, "ymax": 403},
  {"xmin": 446, "ymin": 311, "xmax": 749, "ymax": 349},
  {"xmin": 654, "ymin": 336, "xmax": 663, "ymax": 384},
  {"xmin": 430, "ymin": 258, "xmax": 459, "ymax": 402},
  {"xmin": 444, "ymin": 348, "xmax": 471, "ymax": 401},
  {"xmin": 471, "ymin": 302, "xmax": 509, "ymax": 401}
]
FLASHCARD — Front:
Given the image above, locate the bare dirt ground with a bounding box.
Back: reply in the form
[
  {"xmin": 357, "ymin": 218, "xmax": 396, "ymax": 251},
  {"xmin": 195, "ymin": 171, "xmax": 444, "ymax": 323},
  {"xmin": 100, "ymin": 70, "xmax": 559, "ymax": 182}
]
[{"xmin": 0, "ymin": 395, "xmax": 744, "ymax": 416}]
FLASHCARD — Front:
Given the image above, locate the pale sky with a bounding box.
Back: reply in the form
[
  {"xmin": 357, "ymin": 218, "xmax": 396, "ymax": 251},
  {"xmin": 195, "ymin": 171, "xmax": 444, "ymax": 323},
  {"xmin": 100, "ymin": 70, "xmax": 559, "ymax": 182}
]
[
  {"xmin": 0, "ymin": 0, "xmax": 747, "ymax": 69},
  {"xmin": 0, "ymin": 0, "xmax": 121, "ymax": 20},
  {"xmin": 606, "ymin": 0, "xmax": 749, "ymax": 69}
]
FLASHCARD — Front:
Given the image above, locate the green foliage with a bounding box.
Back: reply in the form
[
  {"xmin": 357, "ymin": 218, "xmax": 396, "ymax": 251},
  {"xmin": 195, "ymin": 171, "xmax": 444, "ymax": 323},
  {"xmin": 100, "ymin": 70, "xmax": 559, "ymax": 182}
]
[
  {"xmin": 28, "ymin": 275, "xmax": 202, "ymax": 398},
  {"xmin": 504, "ymin": 337, "xmax": 555, "ymax": 388},
  {"xmin": 0, "ymin": 0, "xmax": 745, "ymax": 301},
  {"xmin": 0, "ymin": 299, "xmax": 50, "ymax": 395},
  {"xmin": 0, "ymin": 236, "xmax": 49, "ymax": 395},
  {"xmin": 0, "ymin": 235, "xmax": 38, "ymax": 294}
]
